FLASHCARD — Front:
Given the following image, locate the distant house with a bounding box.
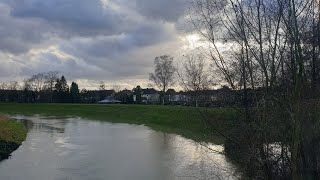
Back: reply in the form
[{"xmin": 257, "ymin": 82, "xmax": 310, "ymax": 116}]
[
  {"xmin": 163, "ymin": 89, "xmax": 191, "ymax": 105},
  {"xmin": 133, "ymin": 88, "xmax": 160, "ymax": 104},
  {"xmin": 185, "ymin": 87, "xmax": 235, "ymax": 107},
  {"xmin": 165, "ymin": 89, "xmax": 180, "ymax": 103},
  {"xmin": 141, "ymin": 96, "xmax": 148, "ymax": 103},
  {"xmin": 163, "ymin": 87, "xmax": 235, "ymax": 107},
  {"xmin": 141, "ymin": 88, "xmax": 160, "ymax": 104},
  {"xmin": 131, "ymin": 86, "xmax": 235, "ymax": 106}
]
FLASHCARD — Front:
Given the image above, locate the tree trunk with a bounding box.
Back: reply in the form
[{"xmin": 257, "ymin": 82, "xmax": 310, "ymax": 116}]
[{"xmin": 162, "ymin": 89, "xmax": 165, "ymax": 105}]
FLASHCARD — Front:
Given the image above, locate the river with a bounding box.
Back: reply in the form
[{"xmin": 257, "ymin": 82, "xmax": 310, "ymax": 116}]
[{"xmin": 0, "ymin": 115, "xmax": 238, "ymax": 180}]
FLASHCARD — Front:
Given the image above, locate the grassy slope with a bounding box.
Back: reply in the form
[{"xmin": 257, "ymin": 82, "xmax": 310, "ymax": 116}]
[
  {"xmin": 0, "ymin": 103, "xmax": 237, "ymax": 144},
  {"xmin": 0, "ymin": 116, "xmax": 27, "ymax": 144},
  {"xmin": 0, "ymin": 116, "xmax": 27, "ymax": 160}
]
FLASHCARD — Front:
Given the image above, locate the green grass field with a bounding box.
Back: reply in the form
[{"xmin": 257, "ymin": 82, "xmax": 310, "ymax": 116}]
[{"xmin": 0, "ymin": 103, "xmax": 237, "ymax": 144}]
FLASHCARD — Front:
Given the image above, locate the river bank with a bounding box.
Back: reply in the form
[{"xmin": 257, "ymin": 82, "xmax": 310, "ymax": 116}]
[
  {"xmin": 0, "ymin": 103, "xmax": 238, "ymax": 144},
  {"xmin": 0, "ymin": 116, "xmax": 27, "ymax": 160}
]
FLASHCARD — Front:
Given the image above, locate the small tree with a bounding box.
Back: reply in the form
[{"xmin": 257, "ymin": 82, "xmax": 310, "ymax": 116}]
[{"xmin": 149, "ymin": 55, "xmax": 176, "ymax": 104}]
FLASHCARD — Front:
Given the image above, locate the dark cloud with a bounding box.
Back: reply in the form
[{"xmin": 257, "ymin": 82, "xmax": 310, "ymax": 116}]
[
  {"xmin": 5, "ymin": 0, "xmax": 132, "ymax": 36},
  {"xmin": 133, "ymin": 0, "xmax": 188, "ymax": 22},
  {"xmin": 61, "ymin": 22, "xmax": 175, "ymax": 61},
  {"xmin": 0, "ymin": 3, "xmax": 53, "ymax": 54},
  {"xmin": 0, "ymin": 0, "xmax": 191, "ymax": 88}
]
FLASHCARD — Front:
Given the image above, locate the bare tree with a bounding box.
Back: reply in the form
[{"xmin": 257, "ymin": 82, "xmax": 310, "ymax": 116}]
[
  {"xmin": 149, "ymin": 55, "xmax": 176, "ymax": 105},
  {"xmin": 44, "ymin": 71, "xmax": 59, "ymax": 91},
  {"xmin": 7, "ymin": 81, "xmax": 20, "ymax": 90},
  {"xmin": 27, "ymin": 73, "xmax": 47, "ymax": 92},
  {"xmin": 44, "ymin": 71, "xmax": 59, "ymax": 103},
  {"xmin": 25, "ymin": 72, "xmax": 59, "ymax": 102},
  {"xmin": 0, "ymin": 82, "xmax": 7, "ymax": 90},
  {"xmin": 191, "ymin": 0, "xmax": 320, "ymax": 179},
  {"xmin": 22, "ymin": 79, "xmax": 31, "ymax": 90},
  {"xmin": 0, "ymin": 81, "xmax": 21, "ymax": 90},
  {"xmin": 177, "ymin": 54, "xmax": 211, "ymax": 107}
]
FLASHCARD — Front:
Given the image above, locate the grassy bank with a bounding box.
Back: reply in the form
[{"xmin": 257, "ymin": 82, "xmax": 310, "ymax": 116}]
[
  {"xmin": 0, "ymin": 103, "xmax": 237, "ymax": 144},
  {"xmin": 0, "ymin": 116, "xmax": 27, "ymax": 160}
]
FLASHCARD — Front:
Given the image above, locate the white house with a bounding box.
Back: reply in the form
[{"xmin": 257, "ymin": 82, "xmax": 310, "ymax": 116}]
[{"xmin": 133, "ymin": 88, "xmax": 160, "ymax": 104}]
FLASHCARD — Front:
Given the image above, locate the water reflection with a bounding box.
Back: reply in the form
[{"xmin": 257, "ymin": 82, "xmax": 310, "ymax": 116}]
[{"xmin": 0, "ymin": 116, "xmax": 238, "ymax": 180}]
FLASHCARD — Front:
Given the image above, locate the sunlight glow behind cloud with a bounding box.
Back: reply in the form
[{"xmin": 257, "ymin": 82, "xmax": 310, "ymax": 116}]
[{"xmin": 0, "ymin": 0, "xmax": 200, "ymax": 90}]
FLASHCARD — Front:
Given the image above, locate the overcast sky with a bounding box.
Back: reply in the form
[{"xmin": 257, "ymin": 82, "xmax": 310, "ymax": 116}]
[{"xmin": 0, "ymin": 0, "xmax": 202, "ymax": 90}]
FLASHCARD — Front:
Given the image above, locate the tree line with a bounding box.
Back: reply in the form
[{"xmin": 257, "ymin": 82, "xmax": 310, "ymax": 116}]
[{"xmin": 0, "ymin": 72, "xmax": 81, "ymax": 103}]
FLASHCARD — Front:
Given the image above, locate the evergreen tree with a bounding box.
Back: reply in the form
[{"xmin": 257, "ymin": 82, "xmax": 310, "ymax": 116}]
[
  {"xmin": 70, "ymin": 82, "xmax": 80, "ymax": 103},
  {"xmin": 54, "ymin": 76, "xmax": 70, "ymax": 103}
]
